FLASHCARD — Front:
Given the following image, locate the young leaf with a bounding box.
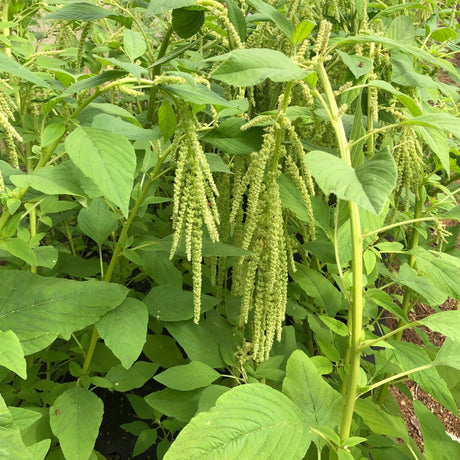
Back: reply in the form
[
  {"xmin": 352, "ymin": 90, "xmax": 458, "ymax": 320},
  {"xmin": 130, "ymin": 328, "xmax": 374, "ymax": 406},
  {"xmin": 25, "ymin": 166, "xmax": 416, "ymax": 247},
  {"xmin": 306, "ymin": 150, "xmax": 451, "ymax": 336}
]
[
  {"xmin": 133, "ymin": 429, "xmax": 158, "ymax": 457},
  {"xmin": 292, "ymin": 20, "xmax": 315, "ymax": 45},
  {"xmin": 414, "ymin": 400, "xmax": 460, "ymax": 458},
  {"xmin": 246, "ymin": 0, "xmax": 294, "ymax": 41},
  {"xmin": 0, "ymin": 331, "xmax": 26, "ymax": 379},
  {"xmin": 282, "ymin": 350, "xmax": 342, "ymax": 447},
  {"xmin": 78, "ymin": 198, "xmax": 119, "ymax": 247},
  {"xmin": 164, "ymin": 384, "xmax": 311, "ymax": 460},
  {"xmin": 105, "ymin": 362, "xmax": 159, "ymax": 392},
  {"xmin": 305, "ymin": 149, "xmax": 396, "ymax": 215},
  {"xmin": 65, "ymin": 127, "xmax": 136, "ymax": 217},
  {"xmin": 123, "ymin": 29, "xmax": 146, "ymax": 62},
  {"xmin": 154, "ymin": 361, "xmax": 220, "ymax": 391},
  {"xmin": 210, "ymin": 49, "xmax": 307, "ymax": 86},
  {"xmin": 96, "ymin": 298, "xmax": 148, "ymax": 369},
  {"xmin": 50, "ymin": 387, "xmax": 103, "ymax": 460},
  {"xmin": 172, "ymin": 7, "xmax": 205, "ymax": 39},
  {"xmin": 0, "ymin": 271, "xmax": 128, "ymax": 354}
]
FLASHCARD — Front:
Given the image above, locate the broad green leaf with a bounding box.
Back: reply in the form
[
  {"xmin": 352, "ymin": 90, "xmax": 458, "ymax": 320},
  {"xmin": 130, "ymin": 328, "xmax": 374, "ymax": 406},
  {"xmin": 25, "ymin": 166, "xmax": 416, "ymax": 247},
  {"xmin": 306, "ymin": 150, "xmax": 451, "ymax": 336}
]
[
  {"xmin": 159, "ymin": 100, "xmax": 177, "ymax": 141},
  {"xmin": 397, "ymin": 263, "xmax": 447, "ymax": 306},
  {"xmin": 292, "ymin": 264, "xmax": 342, "ymax": 316},
  {"xmin": 282, "ymin": 350, "xmax": 342, "ymax": 447},
  {"xmin": 205, "ymin": 152, "xmax": 232, "ymax": 174},
  {"xmin": 418, "ymin": 311, "xmax": 460, "ymax": 342},
  {"xmin": 354, "ymin": 398, "xmax": 409, "ymax": 442},
  {"xmin": 8, "ymin": 406, "xmax": 43, "ymax": 432},
  {"xmin": 0, "ymin": 271, "xmax": 128, "ymax": 354},
  {"xmin": 164, "ymin": 384, "xmax": 311, "ymax": 460},
  {"xmin": 305, "ymin": 149, "xmax": 396, "ymax": 215},
  {"xmin": 292, "ymin": 20, "xmax": 315, "ymax": 45},
  {"xmin": 337, "ymin": 51, "xmax": 372, "ymax": 79},
  {"xmin": 147, "ymin": 0, "xmax": 195, "ymax": 16},
  {"xmin": 92, "ymin": 114, "xmax": 159, "ymax": 141},
  {"xmin": 172, "ymin": 7, "xmax": 205, "ymax": 39},
  {"xmin": 165, "ymin": 320, "xmax": 224, "ymax": 368},
  {"xmin": 388, "ymin": 341, "xmax": 457, "ymax": 414},
  {"xmin": 123, "ymin": 30, "xmax": 146, "ymax": 62},
  {"xmin": 10, "ymin": 162, "xmax": 85, "ymax": 196},
  {"xmin": 431, "ymin": 27, "xmax": 457, "ymax": 42},
  {"xmin": 144, "ymin": 285, "xmax": 217, "ymax": 321},
  {"xmin": 154, "ymin": 361, "xmax": 220, "ymax": 391},
  {"xmin": 143, "ymin": 334, "xmax": 184, "ymax": 368},
  {"xmin": 65, "ymin": 126, "xmax": 136, "ymax": 216},
  {"xmin": 78, "ymin": 198, "xmax": 119, "ymax": 246},
  {"xmin": 145, "ymin": 388, "xmax": 203, "ymax": 422},
  {"xmin": 96, "ymin": 298, "xmax": 148, "ymax": 369},
  {"xmin": 41, "ymin": 123, "xmax": 65, "ymax": 148},
  {"xmin": 105, "ymin": 362, "xmax": 159, "ymax": 392},
  {"xmin": 0, "ymin": 331, "xmax": 26, "ymax": 379},
  {"xmin": 246, "ymin": 0, "xmax": 294, "ymax": 41},
  {"xmin": 44, "ymin": 3, "xmax": 112, "ymax": 20},
  {"xmin": 50, "ymin": 387, "xmax": 103, "ymax": 460},
  {"xmin": 0, "ymin": 394, "xmax": 34, "ymax": 460},
  {"xmin": 414, "ymin": 400, "xmax": 460, "ymax": 458},
  {"xmin": 0, "ymin": 53, "xmax": 49, "ymax": 87},
  {"xmin": 26, "ymin": 439, "xmax": 50, "ymax": 459},
  {"xmin": 365, "ymin": 288, "xmax": 408, "ymax": 323},
  {"xmin": 210, "ymin": 49, "xmax": 307, "ymax": 86},
  {"xmin": 407, "ymin": 113, "xmax": 460, "ymax": 140}
]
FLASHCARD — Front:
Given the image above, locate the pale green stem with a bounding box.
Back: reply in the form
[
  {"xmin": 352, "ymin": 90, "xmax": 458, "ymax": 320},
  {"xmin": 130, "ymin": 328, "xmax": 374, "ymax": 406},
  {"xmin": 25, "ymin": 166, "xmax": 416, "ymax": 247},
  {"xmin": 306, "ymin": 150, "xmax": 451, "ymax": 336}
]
[
  {"xmin": 362, "ymin": 363, "xmax": 436, "ymax": 396},
  {"xmin": 359, "ymin": 322, "xmax": 417, "ymax": 351},
  {"xmin": 315, "ymin": 63, "xmax": 364, "ymax": 442}
]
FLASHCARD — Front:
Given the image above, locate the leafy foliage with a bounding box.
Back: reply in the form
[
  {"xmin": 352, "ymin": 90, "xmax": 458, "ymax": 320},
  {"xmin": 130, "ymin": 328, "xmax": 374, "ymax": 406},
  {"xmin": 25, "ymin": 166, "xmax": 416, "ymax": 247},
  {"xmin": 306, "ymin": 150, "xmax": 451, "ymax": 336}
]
[{"xmin": 0, "ymin": 1, "xmax": 459, "ymax": 459}]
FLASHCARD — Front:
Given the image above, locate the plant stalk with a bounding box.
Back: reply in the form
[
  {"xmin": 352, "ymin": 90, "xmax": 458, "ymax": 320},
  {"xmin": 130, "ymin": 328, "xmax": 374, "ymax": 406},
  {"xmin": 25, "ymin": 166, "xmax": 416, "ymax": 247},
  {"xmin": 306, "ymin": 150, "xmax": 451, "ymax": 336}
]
[{"xmin": 315, "ymin": 63, "xmax": 364, "ymax": 441}]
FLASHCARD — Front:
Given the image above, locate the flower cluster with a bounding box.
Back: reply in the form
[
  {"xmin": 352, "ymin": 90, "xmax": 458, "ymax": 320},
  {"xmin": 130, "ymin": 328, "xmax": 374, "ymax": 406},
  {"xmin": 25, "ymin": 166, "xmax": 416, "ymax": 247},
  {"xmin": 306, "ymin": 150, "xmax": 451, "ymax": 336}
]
[
  {"xmin": 0, "ymin": 84, "xmax": 22, "ymax": 169},
  {"xmin": 170, "ymin": 106, "xmax": 220, "ymax": 323}
]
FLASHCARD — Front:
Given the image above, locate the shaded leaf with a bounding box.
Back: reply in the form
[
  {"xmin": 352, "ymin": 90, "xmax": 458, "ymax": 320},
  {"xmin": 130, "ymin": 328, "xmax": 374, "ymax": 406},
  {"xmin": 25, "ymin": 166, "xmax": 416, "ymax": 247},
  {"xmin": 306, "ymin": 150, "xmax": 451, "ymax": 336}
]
[
  {"xmin": 96, "ymin": 298, "xmax": 148, "ymax": 369},
  {"xmin": 0, "ymin": 331, "xmax": 26, "ymax": 379},
  {"xmin": 50, "ymin": 387, "xmax": 103, "ymax": 460}
]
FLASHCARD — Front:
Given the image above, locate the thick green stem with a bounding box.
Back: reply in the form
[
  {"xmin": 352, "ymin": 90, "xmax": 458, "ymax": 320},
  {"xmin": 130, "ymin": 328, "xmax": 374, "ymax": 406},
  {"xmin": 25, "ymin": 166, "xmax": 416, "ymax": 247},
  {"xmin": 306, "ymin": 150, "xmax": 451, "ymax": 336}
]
[{"xmin": 316, "ymin": 63, "xmax": 364, "ymax": 441}]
